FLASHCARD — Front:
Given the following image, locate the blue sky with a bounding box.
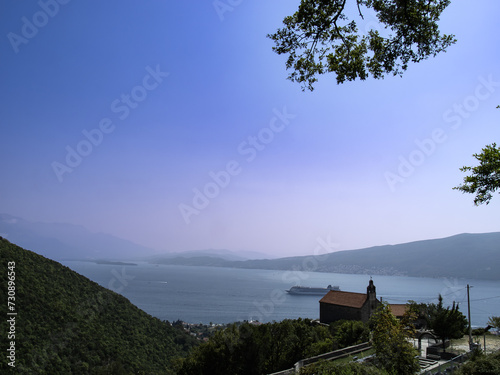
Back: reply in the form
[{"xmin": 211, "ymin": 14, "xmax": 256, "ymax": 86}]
[{"xmin": 1, "ymin": 1, "xmax": 499, "ymax": 257}]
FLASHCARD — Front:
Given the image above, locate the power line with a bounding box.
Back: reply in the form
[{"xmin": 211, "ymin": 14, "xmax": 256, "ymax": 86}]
[
  {"xmin": 381, "ymin": 288, "xmax": 500, "ymax": 304},
  {"xmin": 471, "ymin": 295, "xmax": 500, "ymax": 302}
]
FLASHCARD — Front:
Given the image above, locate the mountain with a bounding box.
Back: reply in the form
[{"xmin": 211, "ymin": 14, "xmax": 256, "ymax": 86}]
[
  {"xmin": 0, "ymin": 214, "xmax": 273, "ymax": 262},
  {"xmin": 146, "ymin": 248, "xmax": 273, "ymax": 262},
  {"xmin": 151, "ymin": 233, "xmax": 500, "ymax": 280},
  {"xmin": 0, "ymin": 213, "xmax": 157, "ymax": 261},
  {"xmin": 0, "ymin": 237, "xmax": 198, "ymax": 374}
]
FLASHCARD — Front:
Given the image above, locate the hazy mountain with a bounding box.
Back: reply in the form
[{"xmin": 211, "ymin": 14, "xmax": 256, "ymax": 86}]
[
  {"xmin": 152, "ymin": 233, "xmax": 500, "ymax": 280},
  {"xmin": 147, "ymin": 248, "xmax": 274, "ymax": 262},
  {"xmin": 0, "ymin": 213, "xmax": 157, "ymax": 261},
  {"xmin": 3, "ymin": 213, "xmax": 498, "ymax": 280},
  {"xmin": 0, "ymin": 214, "xmax": 272, "ymax": 262}
]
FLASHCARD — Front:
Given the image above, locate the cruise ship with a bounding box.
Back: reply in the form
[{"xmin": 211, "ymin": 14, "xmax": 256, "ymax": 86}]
[{"xmin": 286, "ymin": 285, "xmax": 340, "ymax": 295}]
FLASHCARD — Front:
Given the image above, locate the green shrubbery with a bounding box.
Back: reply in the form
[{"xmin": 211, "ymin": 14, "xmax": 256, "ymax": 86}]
[
  {"xmin": 178, "ymin": 319, "xmax": 371, "ymax": 375},
  {"xmin": 456, "ymin": 350, "xmax": 500, "ymax": 375},
  {"xmin": 299, "ymin": 361, "xmax": 388, "ymax": 375}
]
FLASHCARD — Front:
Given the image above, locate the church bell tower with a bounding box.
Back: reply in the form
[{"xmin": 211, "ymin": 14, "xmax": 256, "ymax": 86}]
[{"xmin": 367, "ymin": 279, "xmax": 377, "ymax": 312}]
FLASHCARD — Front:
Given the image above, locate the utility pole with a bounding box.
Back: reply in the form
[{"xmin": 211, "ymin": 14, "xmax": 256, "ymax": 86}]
[
  {"xmin": 484, "ymin": 325, "xmax": 493, "ymax": 353},
  {"xmin": 467, "ymin": 284, "xmax": 472, "ymax": 350}
]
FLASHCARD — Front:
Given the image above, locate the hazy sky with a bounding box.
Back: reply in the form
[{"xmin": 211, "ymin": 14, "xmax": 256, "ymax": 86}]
[{"xmin": 1, "ymin": 1, "xmax": 499, "ymax": 257}]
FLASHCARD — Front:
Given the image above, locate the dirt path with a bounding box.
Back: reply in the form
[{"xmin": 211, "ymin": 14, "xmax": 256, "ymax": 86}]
[{"xmin": 450, "ymin": 334, "xmax": 500, "ymax": 354}]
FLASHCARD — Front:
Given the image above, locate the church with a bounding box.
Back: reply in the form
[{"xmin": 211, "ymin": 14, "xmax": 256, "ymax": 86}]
[{"xmin": 319, "ymin": 279, "xmax": 381, "ymax": 324}]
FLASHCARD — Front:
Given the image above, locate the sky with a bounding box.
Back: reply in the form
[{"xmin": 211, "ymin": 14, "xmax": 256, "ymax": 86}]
[{"xmin": 1, "ymin": 1, "xmax": 499, "ymax": 258}]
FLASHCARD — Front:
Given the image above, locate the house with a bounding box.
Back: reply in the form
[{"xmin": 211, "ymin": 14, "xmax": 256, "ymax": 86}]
[{"xmin": 319, "ymin": 280, "xmax": 381, "ymax": 324}]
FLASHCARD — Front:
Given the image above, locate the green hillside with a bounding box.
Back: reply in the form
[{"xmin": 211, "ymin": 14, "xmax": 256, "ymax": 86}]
[{"xmin": 0, "ymin": 237, "xmax": 198, "ymax": 374}]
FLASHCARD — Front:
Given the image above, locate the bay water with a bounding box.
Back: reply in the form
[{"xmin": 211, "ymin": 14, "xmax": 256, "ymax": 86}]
[{"xmin": 62, "ymin": 261, "xmax": 500, "ymax": 327}]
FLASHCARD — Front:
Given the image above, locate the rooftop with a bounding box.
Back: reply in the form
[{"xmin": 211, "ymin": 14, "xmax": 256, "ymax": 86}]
[
  {"xmin": 319, "ymin": 290, "xmax": 368, "ymax": 308},
  {"xmin": 388, "ymin": 304, "xmax": 408, "ymax": 317}
]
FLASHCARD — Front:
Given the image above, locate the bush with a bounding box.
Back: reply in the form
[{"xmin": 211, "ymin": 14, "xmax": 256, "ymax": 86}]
[{"xmin": 456, "ymin": 351, "xmax": 500, "ymax": 375}]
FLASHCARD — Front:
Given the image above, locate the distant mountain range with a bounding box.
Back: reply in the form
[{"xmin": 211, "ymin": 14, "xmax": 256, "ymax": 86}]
[
  {"xmin": 0, "ymin": 213, "xmax": 156, "ymax": 260},
  {"xmin": 2, "ymin": 213, "xmax": 499, "ymax": 280},
  {"xmin": 151, "ymin": 233, "xmax": 500, "ymax": 281},
  {"xmin": 0, "ymin": 214, "xmax": 270, "ymax": 261},
  {"xmin": 146, "ymin": 248, "xmax": 273, "ymax": 261}
]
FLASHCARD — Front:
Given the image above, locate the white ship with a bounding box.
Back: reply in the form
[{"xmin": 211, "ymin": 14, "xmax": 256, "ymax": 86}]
[{"xmin": 286, "ymin": 285, "xmax": 340, "ymax": 295}]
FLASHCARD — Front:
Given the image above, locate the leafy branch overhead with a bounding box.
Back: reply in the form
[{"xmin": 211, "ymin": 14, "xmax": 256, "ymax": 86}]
[
  {"xmin": 454, "ymin": 142, "xmax": 500, "ymax": 206},
  {"xmin": 268, "ymin": 0, "xmax": 456, "ymax": 90}
]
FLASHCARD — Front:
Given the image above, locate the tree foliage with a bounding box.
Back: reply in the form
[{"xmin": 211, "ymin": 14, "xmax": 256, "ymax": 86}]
[
  {"xmin": 455, "ymin": 350, "xmax": 500, "ymax": 375},
  {"xmin": 369, "ymin": 303, "xmax": 419, "ymax": 375},
  {"xmin": 487, "ymin": 316, "xmax": 500, "ymax": 330},
  {"xmin": 178, "ymin": 319, "xmax": 370, "ymax": 375},
  {"xmin": 426, "ymin": 295, "xmax": 468, "ymax": 350},
  {"xmin": 454, "ymin": 142, "xmax": 500, "ymax": 205},
  {"xmin": 268, "ymin": 0, "xmax": 456, "ymax": 90},
  {"xmin": 299, "ymin": 361, "xmax": 388, "ymax": 374},
  {"xmin": 332, "ymin": 319, "xmax": 370, "ymax": 348}
]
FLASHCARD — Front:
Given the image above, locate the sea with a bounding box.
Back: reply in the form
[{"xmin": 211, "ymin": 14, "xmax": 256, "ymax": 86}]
[{"xmin": 61, "ymin": 261, "xmax": 500, "ymax": 327}]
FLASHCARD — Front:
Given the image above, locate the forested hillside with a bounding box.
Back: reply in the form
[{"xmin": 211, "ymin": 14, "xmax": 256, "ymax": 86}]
[{"xmin": 0, "ymin": 237, "xmax": 197, "ymax": 374}]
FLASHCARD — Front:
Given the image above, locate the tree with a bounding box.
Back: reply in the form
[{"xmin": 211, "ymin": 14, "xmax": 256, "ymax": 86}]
[
  {"xmin": 369, "ymin": 303, "xmax": 419, "ymax": 375},
  {"xmin": 332, "ymin": 319, "xmax": 370, "ymax": 348},
  {"xmin": 406, "ymin": 301, "xmax": 430, "ymax": 330},
  {"xmin": 454, "ymin": 142, "xmax": 500, "ymax": 205},
  {"xmin": 487, "ymin": 316, "xmax": 500, "ymax": 330},
  {"xmin": 178, "ymin": 319, "xmax": 335, "ymax": 375},
  {"xmin": 427, "ymin": 295, "xmax": 468, "ymax": 350},
  {"xmin": 268, "ymin": 0, "xmax": 456, "ymax": 91}
]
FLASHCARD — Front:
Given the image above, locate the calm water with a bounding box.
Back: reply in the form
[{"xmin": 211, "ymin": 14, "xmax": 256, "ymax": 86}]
[{"xmin": 62, "ymin": 261, "xmax": 500, "ymax": 327}]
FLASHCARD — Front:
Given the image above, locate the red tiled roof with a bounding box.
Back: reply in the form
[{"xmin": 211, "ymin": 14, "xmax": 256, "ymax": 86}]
[
  {"xmin": 389, "ymin": 304, "xmax": 408, "ymax": 317},
  {"xmin": 319, "ymin": 290, "xmax": 368, "ymax": 308}
]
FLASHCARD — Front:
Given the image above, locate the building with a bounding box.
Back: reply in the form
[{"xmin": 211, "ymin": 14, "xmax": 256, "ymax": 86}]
[{"xmin": 319, "ymin": 280, "xmax": 381, "ymax": 324}]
